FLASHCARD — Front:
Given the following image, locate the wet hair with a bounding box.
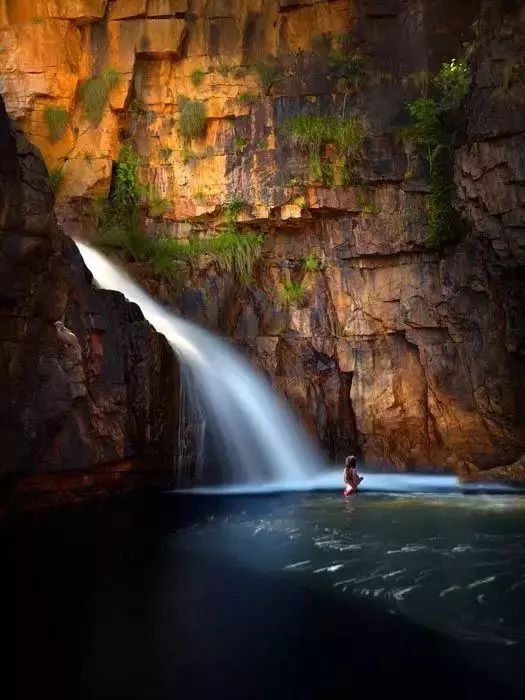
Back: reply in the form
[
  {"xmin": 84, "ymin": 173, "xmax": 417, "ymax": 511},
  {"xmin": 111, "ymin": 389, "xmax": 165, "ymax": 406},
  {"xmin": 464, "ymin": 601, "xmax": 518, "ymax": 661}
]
[{"xmin": 345, "ymin": 455, "xmax": 356, "ymax": 468}]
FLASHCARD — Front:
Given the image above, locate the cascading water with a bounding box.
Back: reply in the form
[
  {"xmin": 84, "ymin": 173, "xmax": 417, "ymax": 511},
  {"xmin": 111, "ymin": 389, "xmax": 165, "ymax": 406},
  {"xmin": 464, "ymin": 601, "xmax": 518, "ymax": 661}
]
[{"xmin": 76, "ymin": 242, "xmax": 324, "ymax": 485}]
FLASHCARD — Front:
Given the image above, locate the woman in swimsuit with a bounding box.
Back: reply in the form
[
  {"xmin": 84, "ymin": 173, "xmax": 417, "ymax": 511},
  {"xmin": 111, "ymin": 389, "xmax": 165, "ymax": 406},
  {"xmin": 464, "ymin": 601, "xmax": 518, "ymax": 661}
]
[{"xmin": 343, "ymin": 455, "xmax": 363, "ymax": 496}]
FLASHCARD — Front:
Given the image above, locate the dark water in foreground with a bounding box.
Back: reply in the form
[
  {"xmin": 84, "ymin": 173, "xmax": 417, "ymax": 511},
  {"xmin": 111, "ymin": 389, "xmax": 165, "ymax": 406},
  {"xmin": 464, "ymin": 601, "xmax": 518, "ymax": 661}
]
[{"xmin": 5, "ymin": 490, "xmax": 525, "ymax": 699}]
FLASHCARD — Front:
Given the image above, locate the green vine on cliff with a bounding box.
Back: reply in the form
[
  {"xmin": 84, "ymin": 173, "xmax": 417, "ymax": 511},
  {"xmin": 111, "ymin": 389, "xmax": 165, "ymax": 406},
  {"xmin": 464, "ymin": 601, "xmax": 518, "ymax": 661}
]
[{"xmin": 399, "ymin": 57, "xmax": 471, "ymax": 248}]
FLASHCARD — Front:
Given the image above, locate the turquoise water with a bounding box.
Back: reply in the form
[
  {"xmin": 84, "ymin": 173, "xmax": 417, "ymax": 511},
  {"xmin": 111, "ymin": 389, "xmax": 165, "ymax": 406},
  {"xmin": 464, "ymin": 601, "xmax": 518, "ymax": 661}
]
[{"xmin": 5, "ymin": 488, "xmax": 525, "ymax": 699}]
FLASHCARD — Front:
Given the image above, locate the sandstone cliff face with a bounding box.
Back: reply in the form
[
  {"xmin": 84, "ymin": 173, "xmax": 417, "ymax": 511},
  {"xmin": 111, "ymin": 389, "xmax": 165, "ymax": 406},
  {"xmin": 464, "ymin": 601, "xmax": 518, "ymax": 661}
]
[
  {"xmin": 0, "ymin": 94, "xmax": 179, "ymax": 506},
  {"xmin": 1, "ymin": 0, "xmax": 523, "ymax": 477}
]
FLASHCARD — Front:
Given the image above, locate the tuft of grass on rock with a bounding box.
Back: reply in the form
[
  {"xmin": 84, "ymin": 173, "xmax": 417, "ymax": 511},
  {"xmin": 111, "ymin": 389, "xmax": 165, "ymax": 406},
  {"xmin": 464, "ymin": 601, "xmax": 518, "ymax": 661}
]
[
  {"xmin": 178, "ymin": 97, "xmax": 207, "ymax": 139},
  {"xmin": 79, "ymin": 68, "xmax": 120, "ymax": 125},
  {"xmin": 44, "ymin": 106, "xmax": 69, "ymax": 142}
]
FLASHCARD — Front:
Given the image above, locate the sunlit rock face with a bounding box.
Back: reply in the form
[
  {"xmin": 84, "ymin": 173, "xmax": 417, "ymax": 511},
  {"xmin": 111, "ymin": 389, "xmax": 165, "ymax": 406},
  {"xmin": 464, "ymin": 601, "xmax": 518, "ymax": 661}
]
[
  {"xmin": 0, "ymin": 95, "xmax": 179, "ymax": 504},
  {"xmin": 1, "ymin": 0, "xmax": 523, "ymax": 476}
]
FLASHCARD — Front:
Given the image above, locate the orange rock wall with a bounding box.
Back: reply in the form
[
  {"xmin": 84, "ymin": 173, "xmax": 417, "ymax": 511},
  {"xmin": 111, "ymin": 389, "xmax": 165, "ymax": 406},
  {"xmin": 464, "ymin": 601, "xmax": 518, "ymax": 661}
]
[{"xmin": 1, "ymin": 0, "xmax": 524, "ymax": 475}]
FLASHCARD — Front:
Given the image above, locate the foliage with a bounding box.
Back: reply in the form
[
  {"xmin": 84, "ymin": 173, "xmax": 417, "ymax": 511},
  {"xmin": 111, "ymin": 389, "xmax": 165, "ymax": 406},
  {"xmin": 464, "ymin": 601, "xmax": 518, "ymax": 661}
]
[
  {"xmin": 357, "ymin": 191, "xmax": 377, "ymax": 215},
  {"xmin": 330, "ymin": 48, "xmax": 367, "ymax": 94},
  {"xmin": 190, "ymin": 69, "xmax": 206, "ymax": 87},
  {"xmin": 399, "ymin": 57, "xmax": 471, "ymax": 248},
  {"xmin": 96, "ymin": 223, "xmax": 262, "ymax": 284},
  {"xmin": 402, "ymin": 69, "xmax": 432, "ymax": 98},
  {"xmin": 279, "ymin": 280, "xmax": 306, "ymax": 307},
  {"xmin": 234, "ymin": 137, "xmax": 247, "ymax": 155},
  {"xmin": 178, "ymin": 97, "xmax": 206, "ymax": 139},
  {"xmin": 224, "ymin": 196, "xmax": 247, "ymax": 222},
  {"xmin": 145, "ymin": 185, "xmax": 171, "ymax": 219},
  {"xmin": 238, "ymin": 92, "xmax": 256, "ymax": 106},
  {"xmin": 79, "ymin": 68, "xmax": 119, "ymax": 125},
  {"xmin": 181, "ymin": 146, "xmax": 198, "ymax": 164},
  {"xmin": 434, "ymin": 58, "xmax": 471, "ymax": 111},
  {"xmin": 282, "ymin": 114, "xmax": 364, "ymax": 159},
  {"xmin": 48, "ymin": 167, "xmax": 64, "ymax": 193},
  {"xmin": 44, "ymin": 106, "xmax": 69, "ymax": 142},
  {"xmin": 281, "ymin": 113, "xmax": 365, "ymax": 183},
  {"xmin": 252, "ymin": 58, "xmax": 283, "ymax": 95},
  {"xmin": 303, "ymin": 251, "xmax": 324, "ymax": 272},
  {"xmin": 206, "ymin": 227, "xmax": 262, "ymax": 283},
  {"xmin": 94, "ymin": 144, "xmax": 143, "ymax": 257},
  {"xmin": 399, "ymin": 98, "xmax": 441, "ymax": 166},
  {"xmin": 426, "ymin": 155, "xmax": 457, "ymax": 248}
]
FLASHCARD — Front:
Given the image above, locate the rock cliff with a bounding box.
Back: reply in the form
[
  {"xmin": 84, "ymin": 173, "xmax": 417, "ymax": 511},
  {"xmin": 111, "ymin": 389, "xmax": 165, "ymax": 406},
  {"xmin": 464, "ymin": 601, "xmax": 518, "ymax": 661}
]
[
  {"xmin": 0, "ymin": 0, "xmax": 523, "ymax": 478},
  {"xmin": 0, "ymin": 94, "xmax": 179, "ymax": 508}
]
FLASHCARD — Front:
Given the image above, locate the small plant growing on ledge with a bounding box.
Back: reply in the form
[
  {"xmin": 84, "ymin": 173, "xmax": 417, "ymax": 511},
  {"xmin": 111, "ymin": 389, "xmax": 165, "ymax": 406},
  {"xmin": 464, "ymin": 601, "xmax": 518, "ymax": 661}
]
[
  {"xmin": 48, "ymin": 167, "xmax": 64, "ymax": 194},
  {"xmin": 234, "ymin": 137, "xmax": 247, "ymax": 155},
  {"xmin": 79, "ymin": 68, "xmax": 120, "ymax": 126},
  {"xmin": 178, "ymin": 97, "xmax": 207, "ymax": 139},
  {"xmin": 238, "ymin": 92, "xmax": 257, "ymax": 106},
  {"xmin": 357, "ymin": 191, "xmax": 377, "ymax": 215},
  {"xmin": 279, "ymin": 280, "xmax": 306, "ymax": 307},
  {"xmin": 190, "ymin": 69, "xmax": 206, "ymax": 87},
  {"xmin": 44, "ymin": 106, "xmax": 69, "ymax": 142},
  {"xmin": 281, "ymin": 113, "xmax": 365, "ymax": 184},
  {"xmin": 224, "ymin": 195, "xmax": 247, "ymax": 222},
  {"xmin": 303, "ymin": 251, "xmax": 324, "ymax": 272},
  {"xmin": 252, "ymin": 58, "xmax": 283, "ymax": 95},
  {"xmin": 145, "ymin": 185, "xmax": 171, "ymax": 220}
]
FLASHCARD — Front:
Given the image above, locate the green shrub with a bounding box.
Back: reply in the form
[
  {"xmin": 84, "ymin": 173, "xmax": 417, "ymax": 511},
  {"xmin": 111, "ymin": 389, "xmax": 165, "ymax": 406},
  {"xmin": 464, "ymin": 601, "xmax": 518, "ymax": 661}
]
[
  {"xmin": 190, "ymin": 69, "xmax": 206, "ymax": 87},
  {"xmin": 434, "ymin": 58, "xmax": 471, "ymax": 111},
  {"xmin": 48, "ymin": 167, "xmax": 64, "ymax": 193},
  {"xmin": 224, "ymin": 196, "xmax": 247, "ymax": 222},
  {"xmin": 178, "ymin": 97, "xmax": 206, "ymax": 139},
  {"xmin": 426, "ymin": 154, "xmax": 456, "ymax": 248},
  {"xmin": 145, "ymin": 186, "xmax": 171, "ymax": 219},
  {"xmin": 399, "ymin": 57, "xmax": 471, "ymax": 248},
  {"xmin": 94, "ymin": 144, "xmax": 144, "ymax": 258},
  {"xmin": 44, "ymin": 106, "xmax": 69, "ymax": 142},
  {"xmin": 303, "ymin": 251, "xmax": 323, "ymax": 272},
  {"xmin": 234, "ymin": 137, "xmax": 247, "ymax": 155},
  {"xmin": 79, "ymin": 68, "xmax": 119, "ymax": 125},
  {"xmin": 253, "ymin": 58, "xmax": 283, "ymax": 95},
  {"xmin": 238, "ymin": 92, "xmax": 256, "ymax": 106},
  {"xmin": 279, "ymin": 280, "xmax": 306, "ymax": 307},
  {"xmin": 330, "ymin": 49, "xmax": 367, "ymax": 93}
]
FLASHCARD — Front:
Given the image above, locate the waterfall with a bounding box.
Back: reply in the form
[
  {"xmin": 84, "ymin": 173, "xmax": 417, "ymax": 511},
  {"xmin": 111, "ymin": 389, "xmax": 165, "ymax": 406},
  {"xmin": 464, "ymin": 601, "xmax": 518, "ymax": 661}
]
[{"xmin": 76, "ymin": 243, "xmax": 324, "ymax": 485}]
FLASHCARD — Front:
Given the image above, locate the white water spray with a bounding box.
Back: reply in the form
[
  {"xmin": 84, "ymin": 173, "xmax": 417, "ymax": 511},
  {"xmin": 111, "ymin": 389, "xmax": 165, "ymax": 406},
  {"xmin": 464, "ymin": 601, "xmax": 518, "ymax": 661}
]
[{"xmin": 76, "ymin": 243, "xmax": 324, "ymax": 485}]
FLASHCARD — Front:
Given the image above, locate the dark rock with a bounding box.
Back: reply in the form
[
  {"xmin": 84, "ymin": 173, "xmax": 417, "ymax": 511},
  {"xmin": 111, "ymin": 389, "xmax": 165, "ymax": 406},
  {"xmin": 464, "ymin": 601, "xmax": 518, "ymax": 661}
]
[{"xmin": 0, "ymin": 96, "xmax": 180, "ymax": 509}]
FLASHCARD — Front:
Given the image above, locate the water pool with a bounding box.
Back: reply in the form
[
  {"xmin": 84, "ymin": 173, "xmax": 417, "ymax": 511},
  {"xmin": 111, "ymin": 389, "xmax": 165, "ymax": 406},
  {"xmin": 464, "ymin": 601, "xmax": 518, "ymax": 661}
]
[{"xmin": 5, "ymin": 488, "xmax": 525, "ymax": 699}]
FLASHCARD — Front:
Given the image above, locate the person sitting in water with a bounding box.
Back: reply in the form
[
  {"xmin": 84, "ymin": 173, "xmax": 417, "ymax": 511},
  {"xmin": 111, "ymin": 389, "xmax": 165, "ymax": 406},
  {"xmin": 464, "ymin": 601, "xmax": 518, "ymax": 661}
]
[{"xmin": 343, "ymin": 455, "xmax": 363, "ymax": 496}]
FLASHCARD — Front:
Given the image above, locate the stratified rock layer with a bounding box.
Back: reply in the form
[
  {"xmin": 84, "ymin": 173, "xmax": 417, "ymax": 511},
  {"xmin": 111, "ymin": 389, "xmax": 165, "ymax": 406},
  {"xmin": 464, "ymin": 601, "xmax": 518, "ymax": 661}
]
[
  {"xmin": 1, "ymin": 0, "xmax": 524, "ymax": 477},
  {"xmin": 0, "ymin": 94, "xmax": 179, "ymax": 507}
]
